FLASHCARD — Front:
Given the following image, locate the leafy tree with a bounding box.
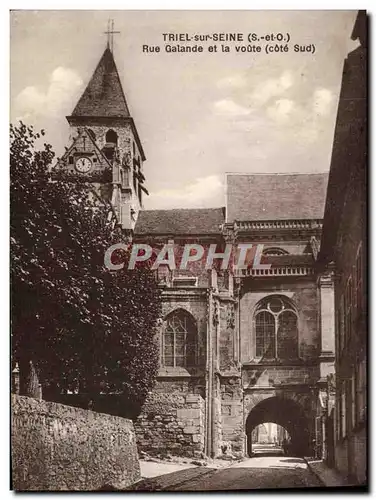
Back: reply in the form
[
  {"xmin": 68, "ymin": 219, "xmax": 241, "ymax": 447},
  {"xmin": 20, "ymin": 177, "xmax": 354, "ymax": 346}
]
[{"xmin": 11, "ymin": 122, "xmax": 161, "ymax": 415}]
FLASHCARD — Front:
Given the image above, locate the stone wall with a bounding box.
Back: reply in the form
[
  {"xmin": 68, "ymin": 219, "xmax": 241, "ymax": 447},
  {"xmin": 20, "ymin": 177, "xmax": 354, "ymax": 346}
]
[
  {"xmin": 135, "ymin": 391, "xmax": 205, "ymax": 458},
  {"xmin": 11, "ymin": 395, "xmax": 140, "ymax": 491},
  {"xmin": 335, "ymin": 439, "xmax": 349, "ymax": 479},
  {"xmin": 353, "ymin": 427, "xmax": 367, "ymax": 484},
  {"xmin": 220, "ymin": 376, "xmax": 244, "ymax": 457}
]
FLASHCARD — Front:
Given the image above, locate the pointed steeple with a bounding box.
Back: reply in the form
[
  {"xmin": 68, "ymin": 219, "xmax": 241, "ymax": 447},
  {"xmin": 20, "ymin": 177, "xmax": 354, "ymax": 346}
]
[{"xmin": 71, "ymin": 47, "xmax": 130, "ymax": 118}]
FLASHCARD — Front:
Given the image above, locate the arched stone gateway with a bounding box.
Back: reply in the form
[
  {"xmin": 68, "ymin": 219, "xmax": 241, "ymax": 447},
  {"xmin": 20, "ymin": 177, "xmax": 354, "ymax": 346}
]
[{"xmin": 245, "ymin": 396, "xmax": 310, "ymax": 457}]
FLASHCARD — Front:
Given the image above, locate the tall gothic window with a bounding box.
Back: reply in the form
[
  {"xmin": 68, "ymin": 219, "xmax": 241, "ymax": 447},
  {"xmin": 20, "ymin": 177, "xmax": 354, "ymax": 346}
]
[
  {"xmin": 254, "ymin": 296, "xmax": 298, "ymax": 360},
  {"xmin": 163, "ymin": 309, "xmax": 197, "ymax": 367}
]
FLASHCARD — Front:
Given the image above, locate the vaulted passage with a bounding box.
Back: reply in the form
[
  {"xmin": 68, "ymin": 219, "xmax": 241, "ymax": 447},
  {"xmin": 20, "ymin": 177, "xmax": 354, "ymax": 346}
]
[{"xmin": 245, "ymin": 397, "xmax": 310, "ymax": 457}]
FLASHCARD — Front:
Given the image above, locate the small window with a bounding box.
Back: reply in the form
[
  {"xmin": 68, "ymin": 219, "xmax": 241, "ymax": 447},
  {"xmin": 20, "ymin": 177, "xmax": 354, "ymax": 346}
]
[{"xmin": 68, "ymin": 156, "xmax": 73, "ymax": 164}]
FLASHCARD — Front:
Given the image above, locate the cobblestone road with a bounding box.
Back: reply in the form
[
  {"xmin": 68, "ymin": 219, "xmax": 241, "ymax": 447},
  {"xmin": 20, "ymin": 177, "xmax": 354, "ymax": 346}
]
[{"xmin": 171, "ymin": 456, "xmax": 324, "ymax": 491}]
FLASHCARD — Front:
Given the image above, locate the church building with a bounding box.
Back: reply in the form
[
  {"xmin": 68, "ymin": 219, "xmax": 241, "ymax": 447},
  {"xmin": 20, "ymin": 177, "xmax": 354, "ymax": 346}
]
[{"xmin": 56, "ymin": 40, "xmax": 335, "ymax": 459}]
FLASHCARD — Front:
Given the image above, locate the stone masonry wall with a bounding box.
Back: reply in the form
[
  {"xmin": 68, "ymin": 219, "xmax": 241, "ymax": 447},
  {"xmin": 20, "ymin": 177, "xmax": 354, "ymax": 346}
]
[
  {"xmin": 220, "ymin": 376, "xmax": 244, "ymax": 457},
  {"xmin": 11, "ymin": 395, "xmax": 140, "ymax": 491},
  {"xmin": 242, "ymin": 365, "xmax": 319, "ymax": 388},
  {"xmin": 135, "ymin": 392, "xmax": 205, "ymax": 458}
]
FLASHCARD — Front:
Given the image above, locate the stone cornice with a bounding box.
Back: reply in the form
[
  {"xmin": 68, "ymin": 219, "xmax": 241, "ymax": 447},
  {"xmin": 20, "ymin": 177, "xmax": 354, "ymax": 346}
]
[
  {"xmin": 319, "ymin": 351, "xmax": 335, "ymax": 362},
  {"xmin": 234, "ymin": 266, "xmax": 315, "ymax": 279},
  {"xmin": 242, "ymin": 359, "xmax": 319, "ymax": 368},
  {"xmin": 161, "ymin": 289, "xmax": 208, "ymax": 300},
  {"xmin": 234, "ymin": 219, "xmax": 323, "ymax": 232},
  {"xmin": 243, "ymin": 384, "xmax": 313, "ymax": 393}
]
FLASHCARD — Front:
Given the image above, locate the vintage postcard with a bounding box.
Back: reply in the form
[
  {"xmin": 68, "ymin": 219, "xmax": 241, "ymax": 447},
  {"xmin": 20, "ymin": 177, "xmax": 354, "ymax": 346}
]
[{"xmin": 10, "ymin": 9, "xmax": 367, "ymax": 492}]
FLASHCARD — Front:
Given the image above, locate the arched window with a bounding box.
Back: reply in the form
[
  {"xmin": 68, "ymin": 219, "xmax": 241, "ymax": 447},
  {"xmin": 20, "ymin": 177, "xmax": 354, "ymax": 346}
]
[
  {"xmin": 106, "ymin": 129, "xmax": 118, "ymax": 145},
  {"xmin": 163, "ymin": 309, "xmax": 197, "ymax": 367},
  {"xmin": 262, "ymin": 247, "xmax": 289, "ymax": 256},
  {"xmin": 254, "ymin": 296, "xmax": 298, "ymax": 360}
]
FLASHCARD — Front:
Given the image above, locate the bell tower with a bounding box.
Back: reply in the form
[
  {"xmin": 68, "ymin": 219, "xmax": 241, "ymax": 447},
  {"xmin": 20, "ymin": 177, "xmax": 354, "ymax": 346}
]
[{"xmin": 56, "ymin": 27, "xmax": 147, "ymax": 232}]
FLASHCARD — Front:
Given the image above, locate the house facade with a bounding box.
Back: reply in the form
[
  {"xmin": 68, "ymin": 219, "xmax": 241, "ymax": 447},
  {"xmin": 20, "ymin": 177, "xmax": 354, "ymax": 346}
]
[{"xmin": 318, "ymin": 10, "xmax": 367, "ymax": 485}]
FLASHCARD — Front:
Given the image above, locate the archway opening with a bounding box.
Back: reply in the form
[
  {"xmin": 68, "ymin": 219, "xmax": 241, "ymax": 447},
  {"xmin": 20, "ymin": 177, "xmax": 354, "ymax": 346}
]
[
  {"xmin": 251, "ymin": 423, "xmax": 290, "ymax": 456},
  {"xmin": 246, "ymin": 397, "xmax": 310, "ymax": 457}
]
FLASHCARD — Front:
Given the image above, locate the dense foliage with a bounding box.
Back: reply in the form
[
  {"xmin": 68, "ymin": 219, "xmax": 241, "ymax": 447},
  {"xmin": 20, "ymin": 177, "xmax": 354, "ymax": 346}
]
[{"xmin": 11, "ymin": 122, "xmax": 161, "ymax": 414}]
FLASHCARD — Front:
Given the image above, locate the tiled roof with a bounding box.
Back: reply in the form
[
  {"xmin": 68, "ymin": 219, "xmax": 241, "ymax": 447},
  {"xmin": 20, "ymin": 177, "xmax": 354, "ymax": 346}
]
[
  {"xmin": 71, "ymin": 48, "xmax": 130, "ymax": 118},
  {"xmin": 134, "ymin": 208, "xmax": 225, "ymax": 235},
  {"xmin": 226, "ymin": 173, "xmax": 329, "ymax": 222}
]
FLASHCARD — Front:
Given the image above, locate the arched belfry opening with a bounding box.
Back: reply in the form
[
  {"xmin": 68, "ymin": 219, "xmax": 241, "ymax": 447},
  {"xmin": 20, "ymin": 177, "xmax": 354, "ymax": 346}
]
[
  {"xmin": 105, "ymin": 129, "xmax": 118, "ymax": 146},
  {"xmin": 102, "ymin": 129, "xmax": 118, "ymax": 161},
  {"xmin": 245, "ymin": 396, "xmax": 310, "ymax": 457}
]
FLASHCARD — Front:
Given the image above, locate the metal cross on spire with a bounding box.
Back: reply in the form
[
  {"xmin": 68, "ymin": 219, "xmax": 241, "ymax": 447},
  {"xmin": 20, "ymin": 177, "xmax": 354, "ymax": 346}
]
[{"xmin": 104, "ymin": 19, "xmax": 120, "ymax": 52}]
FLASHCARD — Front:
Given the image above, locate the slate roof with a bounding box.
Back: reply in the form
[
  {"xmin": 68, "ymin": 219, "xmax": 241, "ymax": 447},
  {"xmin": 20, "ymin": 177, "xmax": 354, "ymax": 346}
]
[
  {"xmin": 134, "ymin": 208, "xmax": 225, "ymax": 235},
  {"xmin": 226, "ymin": 173, "xmax": 329, "ymax": 222},
  {"xmin": 71, "ymin": 48, "xmax": 130, "ymax": 118}
]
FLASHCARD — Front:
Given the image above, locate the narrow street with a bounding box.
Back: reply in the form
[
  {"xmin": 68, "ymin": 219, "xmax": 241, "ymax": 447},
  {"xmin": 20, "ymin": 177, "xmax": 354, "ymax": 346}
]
[
  {"xmin": 170, "ymin": 452, "xmax": 324, "ymax": 491},
  {"xmin": 130, "ymin": 447, "xmax": 325, "ymax": 492}
]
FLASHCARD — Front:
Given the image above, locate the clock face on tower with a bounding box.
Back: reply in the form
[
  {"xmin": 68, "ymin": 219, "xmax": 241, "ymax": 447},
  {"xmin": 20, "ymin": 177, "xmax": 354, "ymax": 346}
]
[{"xmin": 75, "ymin": 157, "xmax": 92, "ymax": 173}]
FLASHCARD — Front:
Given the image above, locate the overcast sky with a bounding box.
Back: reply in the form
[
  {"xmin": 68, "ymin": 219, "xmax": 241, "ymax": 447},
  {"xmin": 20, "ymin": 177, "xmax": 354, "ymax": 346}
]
[{"xmin": 10, "ymin": 10, "xmax": 358, "ymax": 209}]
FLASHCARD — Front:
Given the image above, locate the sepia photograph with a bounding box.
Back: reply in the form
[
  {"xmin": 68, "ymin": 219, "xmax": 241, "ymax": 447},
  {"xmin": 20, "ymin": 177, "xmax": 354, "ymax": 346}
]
[{"xmin": 10, "ymin": 8, "xmax": 367, "ymax": 492}]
